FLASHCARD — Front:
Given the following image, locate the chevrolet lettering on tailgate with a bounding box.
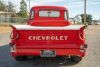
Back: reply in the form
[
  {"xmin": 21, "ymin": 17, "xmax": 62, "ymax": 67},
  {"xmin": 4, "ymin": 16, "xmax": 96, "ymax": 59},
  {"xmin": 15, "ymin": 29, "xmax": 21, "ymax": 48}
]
[{"xmin": 28, "ymin": 36, "xmax": 68, "ymax": 40}]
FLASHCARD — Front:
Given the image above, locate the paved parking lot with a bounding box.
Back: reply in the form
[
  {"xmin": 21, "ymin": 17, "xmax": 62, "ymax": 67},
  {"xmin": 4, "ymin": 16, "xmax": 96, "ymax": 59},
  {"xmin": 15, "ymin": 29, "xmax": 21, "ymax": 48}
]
[{"xmin": 0, "ymin": 25, "xmax": 100, "ymax": 67}]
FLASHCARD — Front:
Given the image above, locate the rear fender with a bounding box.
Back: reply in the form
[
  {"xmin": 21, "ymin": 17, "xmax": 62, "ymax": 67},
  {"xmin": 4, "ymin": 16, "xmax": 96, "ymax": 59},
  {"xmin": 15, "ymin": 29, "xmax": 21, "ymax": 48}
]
[
  {"xmin": 80, "ymin": 25, "xmax": 86, "ymax": 31},
  {"xmin": 10, "ymin": 25, "xmax": 19, "ymax": 39},
  {"xmin": 79, "ymin": 25, "xmax": 86, "ymax": 44},
  {"xmin": 10, "ymin": 25, "xmax": 19, "ymax": 45}
]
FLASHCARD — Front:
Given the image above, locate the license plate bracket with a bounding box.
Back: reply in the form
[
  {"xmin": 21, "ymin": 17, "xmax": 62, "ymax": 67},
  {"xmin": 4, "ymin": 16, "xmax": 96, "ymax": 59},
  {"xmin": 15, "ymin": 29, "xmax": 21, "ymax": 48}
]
[{"xmin": 40, "ymin": 50, "xmax": 56, "ymax": 57}]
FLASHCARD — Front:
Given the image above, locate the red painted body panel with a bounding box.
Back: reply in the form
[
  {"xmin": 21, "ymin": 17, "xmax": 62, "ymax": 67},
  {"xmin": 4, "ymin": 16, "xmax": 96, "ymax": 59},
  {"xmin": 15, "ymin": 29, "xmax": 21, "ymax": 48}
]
[
  {"xmin": 29, "ymin": 20, "xmax": 71, "ymax": 27},
  {"xmin": 28, "ymin": 6, "xmax": 71, "ymax": 26},
  {"xmin": 10, "ymin": 6, "xmax": 87, "ymax": 58},
  {"xmin": 10, "ymin": 28, "xmax": 86, "ymax": 57},
  {"xmin": 16, "ymin": 30, "xmax": 82, "ymax": 48},
  {"xmin": 11, "ymin": 49, "xmax": 85, "ymax": 57}
]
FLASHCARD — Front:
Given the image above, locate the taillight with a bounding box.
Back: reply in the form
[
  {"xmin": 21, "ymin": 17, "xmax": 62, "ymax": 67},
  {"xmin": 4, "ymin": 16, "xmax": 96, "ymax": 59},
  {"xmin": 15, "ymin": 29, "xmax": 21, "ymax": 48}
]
[
  {"xmin": 80, "ymin": 45, "xmax": 84, "ymax": 49},
  {"xmin": 80, "ymin": 45, "xmax": 85, "ymax": 52},
  {"xmin": 80, "ymin": 44, "xmax": 87, "ymax": 52},
  {"xmin": 80, "ymin": 44, "xmax": 88, "ymax": 49},
  {"xmin": 9, "ymin": 43, "xmax": 16, "ymax": 52}
]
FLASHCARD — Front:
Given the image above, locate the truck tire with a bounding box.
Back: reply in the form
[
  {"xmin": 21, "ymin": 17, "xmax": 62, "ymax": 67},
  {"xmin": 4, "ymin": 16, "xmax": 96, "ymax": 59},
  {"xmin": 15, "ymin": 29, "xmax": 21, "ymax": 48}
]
[
  {"xmin": 15, "ymin": 56, "xmax": 27, "ymax": 61},
  {"xmin": 70, "ymin": 56, "xmax": 82, "ymax": 62}
]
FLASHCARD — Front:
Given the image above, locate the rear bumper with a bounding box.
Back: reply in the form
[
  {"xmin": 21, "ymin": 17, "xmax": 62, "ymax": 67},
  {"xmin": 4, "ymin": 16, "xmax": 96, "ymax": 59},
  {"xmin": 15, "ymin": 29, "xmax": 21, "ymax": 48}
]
[{"xmin": 11, "ymin": 48, "xmax": 86, "ymax": 57}]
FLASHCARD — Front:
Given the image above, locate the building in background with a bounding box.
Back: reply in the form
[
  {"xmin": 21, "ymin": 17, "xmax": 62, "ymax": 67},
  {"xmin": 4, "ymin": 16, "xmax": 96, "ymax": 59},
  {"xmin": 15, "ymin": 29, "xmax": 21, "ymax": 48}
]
[
  {"xmin": 0, "ymin": 11, "xmax": 12, "ymax": 23},
  {"xmin": 74, "ymin": 15, "xmax": 82, "ymax": 24},
  {"xmin": 69, "ymin": 15, "xmax": 82, "ymax": 24}
]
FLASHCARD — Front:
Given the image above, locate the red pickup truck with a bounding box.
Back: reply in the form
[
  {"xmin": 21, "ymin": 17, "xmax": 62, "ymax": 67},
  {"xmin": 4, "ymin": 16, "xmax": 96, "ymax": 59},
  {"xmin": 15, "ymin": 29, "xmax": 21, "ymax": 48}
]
[{"xmin": 9, "ymin": 6, "xmax": 87, "ymax": 62}]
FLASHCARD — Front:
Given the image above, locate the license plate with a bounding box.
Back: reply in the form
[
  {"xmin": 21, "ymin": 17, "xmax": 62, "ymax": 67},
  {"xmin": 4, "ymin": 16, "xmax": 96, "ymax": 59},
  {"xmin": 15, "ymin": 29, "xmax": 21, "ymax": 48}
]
[{"xmin": 40, "ymin": 50, "xmax": 56, "ymax": 57}]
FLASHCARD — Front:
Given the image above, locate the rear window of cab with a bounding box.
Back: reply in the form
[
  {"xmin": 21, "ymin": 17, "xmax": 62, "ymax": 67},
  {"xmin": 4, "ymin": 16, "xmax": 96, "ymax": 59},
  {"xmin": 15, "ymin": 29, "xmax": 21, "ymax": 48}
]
[{"xmin": 39, "ymin": 10, "xmax": 60, "ymax": 17}]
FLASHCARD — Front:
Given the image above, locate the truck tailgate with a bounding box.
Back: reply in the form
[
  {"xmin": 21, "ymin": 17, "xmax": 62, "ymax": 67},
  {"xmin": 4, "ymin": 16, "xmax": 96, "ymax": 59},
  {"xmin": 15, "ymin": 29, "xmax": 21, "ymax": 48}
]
[{"xmin": 11, "ymin": 25, "xmax": 85, "ymax": 49}]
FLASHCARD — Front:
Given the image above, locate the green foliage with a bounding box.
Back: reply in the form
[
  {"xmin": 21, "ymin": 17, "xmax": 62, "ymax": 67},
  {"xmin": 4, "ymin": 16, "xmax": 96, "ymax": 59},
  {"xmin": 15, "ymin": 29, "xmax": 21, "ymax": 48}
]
[
  {"xmin": 7, "ymin": 2, "xmax": 15, "ymax": 12},
  {"xmin": 0, "ymin": 0, "xmax": 6, "ymax": 11},
  {"xmin": 80, "ymin": 14, "xmax": 93, "ymax": 25},
  {"xmin": 18, "ymin": 0, "xmax": 28, "ymax": 18},
  {"xmin": 7, "ymin": 2, "xmax": 17, "ymax": 17},
  {"xmin": 0, "ymin": 1, "xmax": 16, "ymax": 17}
]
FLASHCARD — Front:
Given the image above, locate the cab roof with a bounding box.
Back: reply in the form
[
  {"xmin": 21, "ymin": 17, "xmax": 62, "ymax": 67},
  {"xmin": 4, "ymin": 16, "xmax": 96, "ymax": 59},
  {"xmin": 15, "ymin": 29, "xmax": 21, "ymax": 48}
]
[{"xmin": 31, "ymin": 6, "xmax": 67, "ymax": 11}]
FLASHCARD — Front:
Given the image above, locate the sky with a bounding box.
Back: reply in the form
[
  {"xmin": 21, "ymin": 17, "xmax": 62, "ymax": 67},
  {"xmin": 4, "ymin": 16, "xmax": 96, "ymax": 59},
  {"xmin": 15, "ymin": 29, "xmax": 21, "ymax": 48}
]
[{"xmin": 3, "ymin": 0, "xmax": 100, "ymax": 20}]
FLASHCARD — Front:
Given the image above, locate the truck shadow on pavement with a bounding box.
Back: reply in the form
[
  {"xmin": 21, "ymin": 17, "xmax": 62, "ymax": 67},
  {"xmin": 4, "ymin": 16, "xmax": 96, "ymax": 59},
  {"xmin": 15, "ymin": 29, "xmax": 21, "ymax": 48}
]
[{"xmin": 0, "ymin": 45, "xmax": 80, "ymax": 67}]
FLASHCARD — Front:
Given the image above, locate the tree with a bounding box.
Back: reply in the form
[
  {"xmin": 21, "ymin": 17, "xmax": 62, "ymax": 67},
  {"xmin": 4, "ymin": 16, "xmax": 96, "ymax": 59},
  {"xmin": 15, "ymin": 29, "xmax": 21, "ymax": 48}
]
[
  {"xmin": 0, "ymin": 1, "xmax": 16, "ymax": 17},
  {"xmin": 80, "ymin": 14, "xmax": 93, "ymax": 25},
  {"xmin": 18, "ymin": 0, "xmax": 28, "ymax": 18},
  {"xmin": 0, "ymin": 0, "xmax": 6, "ymax": 11},
  {"xmin": 6, "ymin": 2, "xmax": 14, "ymax": 12},
  {"xmin": 6, "ymin": 2, "xmax": 17, "ymax": 17},
  {"xmin": 87, "ymin": 14, "xmax": 92, "ymax": 25}
]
